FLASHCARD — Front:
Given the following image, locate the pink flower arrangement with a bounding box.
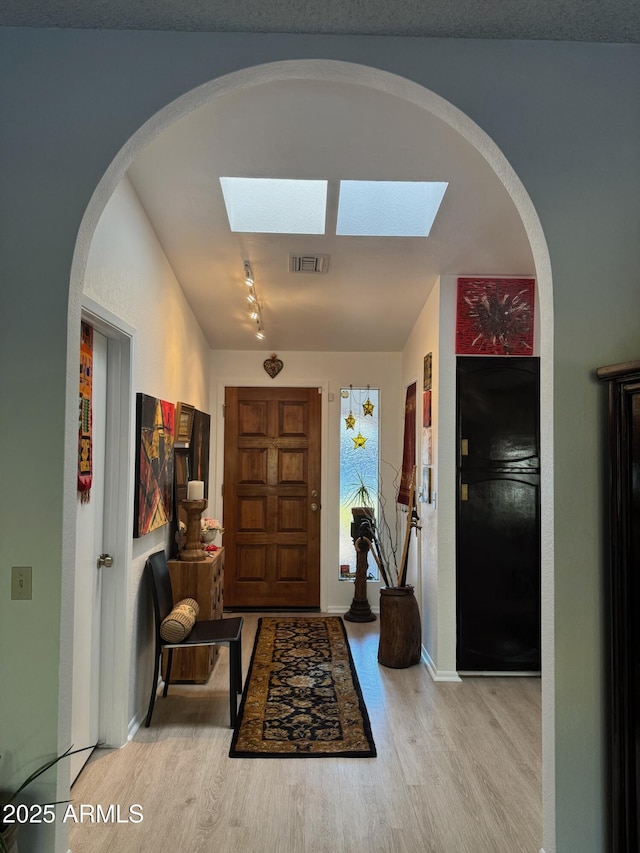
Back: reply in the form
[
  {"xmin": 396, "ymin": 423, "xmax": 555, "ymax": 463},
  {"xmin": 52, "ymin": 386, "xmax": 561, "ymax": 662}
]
[{"xmin": 201, "ymin": 517, "xmax": 222, "ymax": 531}]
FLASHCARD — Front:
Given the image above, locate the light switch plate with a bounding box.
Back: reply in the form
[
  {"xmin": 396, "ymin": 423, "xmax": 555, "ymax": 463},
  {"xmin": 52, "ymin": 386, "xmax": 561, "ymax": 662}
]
[{"xmin": 11, "ymin": 566, "xmax": 32, "ymax": 600}]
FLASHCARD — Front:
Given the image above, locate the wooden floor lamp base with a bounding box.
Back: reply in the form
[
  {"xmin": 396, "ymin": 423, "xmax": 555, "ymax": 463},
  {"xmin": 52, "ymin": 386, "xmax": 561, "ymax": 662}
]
[
  {"xmin": 344, "ymin": 597, "xmax": 376, "ymax": 623},
  {"xmin": 344, "ymin": 536, "xmax": 376, "ymax": 623}
]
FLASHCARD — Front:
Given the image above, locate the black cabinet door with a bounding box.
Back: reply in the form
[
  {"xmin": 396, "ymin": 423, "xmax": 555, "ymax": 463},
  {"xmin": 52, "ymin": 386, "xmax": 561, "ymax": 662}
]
[{"xmin": 456, "ymin": 357, "xmax": 541, "ymax": 672}]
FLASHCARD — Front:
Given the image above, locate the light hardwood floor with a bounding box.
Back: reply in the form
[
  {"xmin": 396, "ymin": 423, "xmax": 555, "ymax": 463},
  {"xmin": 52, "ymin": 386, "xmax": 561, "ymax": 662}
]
[{"xmin": 70, "ymin": 615, "xmax": 541, "ymax": 852}]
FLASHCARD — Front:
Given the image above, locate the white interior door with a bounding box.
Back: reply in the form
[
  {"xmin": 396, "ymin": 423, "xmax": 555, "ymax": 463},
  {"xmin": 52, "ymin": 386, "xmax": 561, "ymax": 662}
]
[{"xmin": 71, "ymin": 327, "xmax": 107, "ymax": 782}]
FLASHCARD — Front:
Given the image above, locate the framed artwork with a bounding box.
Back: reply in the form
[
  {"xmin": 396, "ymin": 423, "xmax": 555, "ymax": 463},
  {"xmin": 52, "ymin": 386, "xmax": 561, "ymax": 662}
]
[
  {"xmin": 174, "ymin": 448, "xmax": 189, "ymax": 490},
  {"xmin": 423, "ymin": 352, "xmax": 432, "ymax": 391},
  {"xmin": 134, "ymin": 393, "xmax": 175, "ymax": 537},
  {"xmin": 456, "ymin": 277, "xmax": 535, "ymax": 355},
  {"xmin": 423, "ymin": 390, "xmax": 431, "ymax": 428},
  {"xmin": 422, "ymin": 466, "xmax": 433, "ymax": 504},
  {"xmin": 397, "ymin": 383, "xmax": 417, "ymax": 506},
  {"xmin": 190, "ymin": 409, "xmax": 211, "ymax": 498},
  {"xmin": 173, "ymin": 446, "xmax": 190, "ymax": 534},
  {"xmin": 422, "ymin": 427, "xmax": 433, "ymax": 466},
  {"xmin": 175, "ymin": 401, "xmax": 195, "ymax": 443}
]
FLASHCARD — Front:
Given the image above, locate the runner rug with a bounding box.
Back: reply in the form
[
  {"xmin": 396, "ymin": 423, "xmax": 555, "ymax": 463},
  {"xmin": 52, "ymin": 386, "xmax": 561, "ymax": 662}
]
[{"xmin": 229, "ymin": 616, "xmax": 376, "ymax": 758}]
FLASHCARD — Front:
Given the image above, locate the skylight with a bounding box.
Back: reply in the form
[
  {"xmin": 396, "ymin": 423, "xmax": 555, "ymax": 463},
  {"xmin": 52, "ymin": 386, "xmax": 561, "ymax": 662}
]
[
  {"xmin": 220, "ymin": 177, "xmax": 327, "ymax": 234},
  {"xmin": 336, "ymin": 180, "xmax": 448, "ymax": 237}
]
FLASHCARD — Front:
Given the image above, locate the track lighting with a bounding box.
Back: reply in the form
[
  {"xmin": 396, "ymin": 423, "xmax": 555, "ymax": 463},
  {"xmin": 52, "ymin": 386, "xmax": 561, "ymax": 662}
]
[{"xmin": 242, "ymin": 261, "xmax": 265, "ymax": 340}]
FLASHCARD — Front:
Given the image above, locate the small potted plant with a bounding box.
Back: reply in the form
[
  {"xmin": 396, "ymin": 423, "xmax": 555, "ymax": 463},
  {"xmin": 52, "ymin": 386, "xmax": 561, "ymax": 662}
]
[
  {"xmin": 345, "ymin": 474, "xmax": 376, "ymax": 534},
  {"xmin": 344, "ymin": 467, "xmax": 403, "ymax": 587},
  {"xmin": 1, "ymin": 744, "xmax": 96, "ymax": 852}
]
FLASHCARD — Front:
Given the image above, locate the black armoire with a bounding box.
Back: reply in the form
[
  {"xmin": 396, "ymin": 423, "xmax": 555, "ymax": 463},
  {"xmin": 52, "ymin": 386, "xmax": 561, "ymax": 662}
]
[
  {"xmin": 456, "ymin": 356, "xmax": 541, "ymax": 672},
  {"xmin": 597, "ymin": 360, "xmax": 640, "ymax": 853}
]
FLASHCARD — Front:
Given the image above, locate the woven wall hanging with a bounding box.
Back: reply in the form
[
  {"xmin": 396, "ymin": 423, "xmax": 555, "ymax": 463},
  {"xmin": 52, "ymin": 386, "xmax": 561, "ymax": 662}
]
[{"xmin": 78, "ymin": 321, "xmax": 93, "ymax": 502}]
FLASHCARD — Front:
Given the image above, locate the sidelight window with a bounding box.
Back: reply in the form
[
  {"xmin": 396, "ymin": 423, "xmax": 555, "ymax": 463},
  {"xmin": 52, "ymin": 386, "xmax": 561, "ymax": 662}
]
[{"xmin": 338, "ymin": 386, "xmax": 380, "ymax": 581}]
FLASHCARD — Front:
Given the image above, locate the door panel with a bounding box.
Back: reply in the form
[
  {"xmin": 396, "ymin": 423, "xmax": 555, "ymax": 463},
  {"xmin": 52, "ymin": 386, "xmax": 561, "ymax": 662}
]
[
  {"xmin": 72, "ymin": 328, "xmax": 107, "ymax": 781},
  {"xmin": 279, "ymin": 497, "xmax": 307, "ymax": 531},
  {"xmin": 224, "ymin": 387, "xmax": 321, "ymax": 608},
  {"xmin": 456, "ymin": 357, "xmax": 541, "ymax": 672},
  {"xmin": 457, "ymin": 473, "xmax": 540, "ymax": 670},
  {"xmin": 239, "ymin": 449, "xmax": 267, "ymax": 483},
  {"xmin": 459, "ymin": 359, "xmax": 540, "ymax": 471}
]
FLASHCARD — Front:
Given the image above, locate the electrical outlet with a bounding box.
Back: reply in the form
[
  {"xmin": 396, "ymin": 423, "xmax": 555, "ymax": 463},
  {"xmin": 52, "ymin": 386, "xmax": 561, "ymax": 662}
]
[{"xmin": 11, "ymin": 566, "xmax": 32, "ymax": 600}]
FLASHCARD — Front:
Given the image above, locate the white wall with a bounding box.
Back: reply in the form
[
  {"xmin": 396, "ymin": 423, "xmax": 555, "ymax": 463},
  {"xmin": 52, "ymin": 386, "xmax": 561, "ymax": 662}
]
[
  {"xmin": 83, "ymin": 176, "xmax": 212, "ymax": 727},
  {"xmin": 435, "ymin": 278, "xmax": 460, "ymax": 674},
  {"xmin": 400, "ymin": 275, "xmax": 459, "ymax": 677},
  {"xmin": 402, "ymin": 275, "xmax": 540, "ymax": 678},
  {"xmin": 209, "ymin": 349, "xmax": 403, "ymax": 612},
  {"xmin": 401, "ymin": 279, "xmax": 442, "ymax": 670}
]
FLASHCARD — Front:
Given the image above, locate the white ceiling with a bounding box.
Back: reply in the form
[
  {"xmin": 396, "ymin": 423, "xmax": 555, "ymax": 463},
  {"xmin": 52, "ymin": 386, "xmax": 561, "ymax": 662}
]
[{"xmin": 127, "ymin": 77, "xmax": 534, "ymax": 351}]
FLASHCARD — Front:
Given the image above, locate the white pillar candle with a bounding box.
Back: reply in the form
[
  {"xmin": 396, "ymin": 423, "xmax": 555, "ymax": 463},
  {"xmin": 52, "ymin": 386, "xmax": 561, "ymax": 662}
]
[{"xmin": 187, "ymin": 480, "xmax": 204, "ymax": 500}]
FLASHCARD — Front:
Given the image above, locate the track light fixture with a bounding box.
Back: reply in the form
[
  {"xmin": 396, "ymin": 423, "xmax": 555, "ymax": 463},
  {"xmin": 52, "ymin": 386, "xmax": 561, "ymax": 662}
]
[{"xmin": 243, "ymin": 261, "xmax": 265, "ymax": 340}]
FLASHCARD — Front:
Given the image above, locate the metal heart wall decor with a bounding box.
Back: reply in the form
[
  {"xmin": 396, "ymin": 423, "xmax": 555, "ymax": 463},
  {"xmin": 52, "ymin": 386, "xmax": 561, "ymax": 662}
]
[{"xmin": 263, "ymin": 353, "xmax": 284, "ymax": 379}]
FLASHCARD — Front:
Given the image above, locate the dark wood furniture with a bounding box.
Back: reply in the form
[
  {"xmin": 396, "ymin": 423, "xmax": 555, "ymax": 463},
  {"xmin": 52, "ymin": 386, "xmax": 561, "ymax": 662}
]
[
  {"xmin": 597, "ymin": 360, "xmax": 640, "ymax": 852},
  {"xmin": 163, "ymin": 548, "xmax": 225, "ymax": 682},
  {"xmin": 145, "ymin": 549, "xmax": 242, "ymax": 728}
]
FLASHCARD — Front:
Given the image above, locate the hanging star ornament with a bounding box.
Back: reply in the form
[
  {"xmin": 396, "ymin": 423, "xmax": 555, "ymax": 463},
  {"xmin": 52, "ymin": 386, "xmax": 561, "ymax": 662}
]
[
  {"xmin": 362, "ymin": 398, "xmax": 374, "ymax": 417},
  {"xmin": 345, "ymin": 412, "xmax": 356, "ymax": 430},
  {"xmin": 352, "ymin": 432, "xmax": 368, "ymax": 449}
]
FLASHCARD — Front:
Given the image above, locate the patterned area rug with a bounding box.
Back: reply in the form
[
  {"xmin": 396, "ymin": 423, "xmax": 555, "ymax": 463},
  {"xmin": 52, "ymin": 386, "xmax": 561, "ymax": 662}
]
[{"xmin": 229, "ymin": 616, "xmax": 376, "ymax": 758}]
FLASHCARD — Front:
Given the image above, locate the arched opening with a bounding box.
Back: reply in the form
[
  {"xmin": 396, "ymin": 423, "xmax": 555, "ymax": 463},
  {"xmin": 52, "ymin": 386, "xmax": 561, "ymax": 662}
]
[{"xmin": 63, "ymin": 58, "xmax": 554, "ymax": 848}]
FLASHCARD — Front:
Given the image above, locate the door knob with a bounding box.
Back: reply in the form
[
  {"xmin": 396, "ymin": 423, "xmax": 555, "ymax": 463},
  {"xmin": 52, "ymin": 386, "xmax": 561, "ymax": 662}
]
[
  {"xmin": 310, "ymin": 503, "xmax": 319, "ymax": 512},
  {"xmin": 97, "ymin": 553, "xmax": 114, "ymax": 569}
]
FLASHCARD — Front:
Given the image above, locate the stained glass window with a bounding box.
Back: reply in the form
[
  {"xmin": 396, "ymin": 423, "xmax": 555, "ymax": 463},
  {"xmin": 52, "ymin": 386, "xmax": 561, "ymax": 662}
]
[{"xmin": 339, "ymin": 387, "xmax": 380, "ymax": 580}]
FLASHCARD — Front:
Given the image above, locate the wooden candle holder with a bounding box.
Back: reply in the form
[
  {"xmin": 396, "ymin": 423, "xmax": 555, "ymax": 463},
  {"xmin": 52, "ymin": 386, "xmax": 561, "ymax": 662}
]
[{"xmin": 180, "ymin": 498, "xmax": 208, "ymax": 562}]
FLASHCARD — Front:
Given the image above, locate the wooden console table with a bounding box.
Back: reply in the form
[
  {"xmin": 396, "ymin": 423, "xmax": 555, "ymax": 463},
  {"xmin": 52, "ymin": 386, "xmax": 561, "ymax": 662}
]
[{"xmin": 162, "ymin": 547, "xmax": 225, "ymax": 683}]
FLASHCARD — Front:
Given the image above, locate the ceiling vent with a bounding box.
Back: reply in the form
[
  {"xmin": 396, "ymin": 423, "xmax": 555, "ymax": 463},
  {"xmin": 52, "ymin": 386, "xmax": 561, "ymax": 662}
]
[{"xmin": 288, "ymin": 254, "xmax": 330, "ymax": 274}]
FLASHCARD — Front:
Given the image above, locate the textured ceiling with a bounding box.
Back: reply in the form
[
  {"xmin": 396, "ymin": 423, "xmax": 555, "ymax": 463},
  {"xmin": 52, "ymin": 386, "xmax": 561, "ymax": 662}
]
[{"xmin": 1, "ymin": 0, "xmax": 640, "ymax": 43}]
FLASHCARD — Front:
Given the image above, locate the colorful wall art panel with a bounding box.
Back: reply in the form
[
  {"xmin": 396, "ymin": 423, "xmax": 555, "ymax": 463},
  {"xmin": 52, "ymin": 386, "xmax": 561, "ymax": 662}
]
[
  {"xmin": 397, "ymin": 382, "xmax": 417, "ymax": 506},
  {"xmin": 456, "ymin": 277, "xmax": 535, "ymax": 355},
  {"xmin": 134, "ymin": 393, "xmax": 175, "ymax": 537},
  {"xmin": 423, "ymin": 352, "xmax": 432, "ymax": 390},
  {"xmin": 78, "ymin": 321, "xmax": 93, "ymax": 503}
]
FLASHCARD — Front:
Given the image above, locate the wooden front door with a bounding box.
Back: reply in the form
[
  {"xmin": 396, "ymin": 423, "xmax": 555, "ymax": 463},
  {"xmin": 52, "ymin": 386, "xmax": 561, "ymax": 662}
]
[{"xmin": 223, "ymin": 386, "xmax": 321, "ymax": 608}]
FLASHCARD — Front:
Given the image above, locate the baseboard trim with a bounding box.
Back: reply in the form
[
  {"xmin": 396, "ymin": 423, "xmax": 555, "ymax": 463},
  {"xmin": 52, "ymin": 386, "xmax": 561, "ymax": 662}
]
[
  {"xmin": 422, "ymin": 646, "xmax": 462, "ymax": 682},
  {"xmin": 458, "ymin": 670, "xmax": 541, "ymax": 677},
  {"xmin": 327, "ymin": 605, "xmax": 380, "ymax": 615},
  {"xmin": 128, "ymin": 707, "xmax": 146, "ymax": 741}
]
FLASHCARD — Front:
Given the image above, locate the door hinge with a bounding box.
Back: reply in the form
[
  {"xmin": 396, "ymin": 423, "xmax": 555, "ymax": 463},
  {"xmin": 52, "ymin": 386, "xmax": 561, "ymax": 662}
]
[
  {"xmin": 222, "ymin": 404, "xmax": 226, "ymax": 417},
  {"xmin": 461, "ymin": 483, "xmax": 469, "ymax": 501},
  {"xmin": 461, "ymin": 438, "xmax": 469, "ymax": 456}
]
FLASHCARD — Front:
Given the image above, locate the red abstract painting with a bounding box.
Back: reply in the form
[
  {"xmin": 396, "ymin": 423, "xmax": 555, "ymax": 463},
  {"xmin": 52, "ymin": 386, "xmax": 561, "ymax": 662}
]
[
  {"xmin": 456, "ymin": 277, "xmax": 535, "ymax": 355},
  {"xmin": 397, "ymin": 382, "xmax": 417, "ymax": 506},
  {"xmin": 134, "ymin": 393, "xmax": 175, "ymax": 537}
]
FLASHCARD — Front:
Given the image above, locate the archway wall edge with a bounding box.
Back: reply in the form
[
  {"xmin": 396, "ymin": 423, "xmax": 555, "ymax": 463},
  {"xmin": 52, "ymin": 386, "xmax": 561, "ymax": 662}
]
[{"xmin": 66, "ymin": 55, "xmax": 555, "ymax": 850}]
